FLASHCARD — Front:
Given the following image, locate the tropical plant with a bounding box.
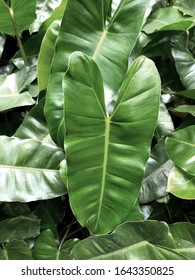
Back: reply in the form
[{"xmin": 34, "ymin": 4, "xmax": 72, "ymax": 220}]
[{"xmin": 0, "ymin": 0, "xmax": 195, "ymax": 260}]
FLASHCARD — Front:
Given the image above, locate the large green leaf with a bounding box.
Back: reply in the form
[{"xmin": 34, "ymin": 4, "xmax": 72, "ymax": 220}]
[
  {"xmin": 167, "ymin": 166, "xmax": 195, "ymax": 199},
  {"xmin": 177, "ymin": 0, "xmax": 195, "ymax": 17},
  {"xmin": 171, "ymin": 33, "xmax": 195, "ymax": 90},
  {"xmin": 30, "ymin": 0, "xmax": 62, "ymax": 33},
  {"xmin": 0, "ymin": 136, "xmax": 66, "ymax": 202},
  {"xmin": 0, "ymin": 67, "xmax": 36, "ymax": 112},
  {"xmin": 38, "ymin": 21, "xmax": 60, "ymax": 92},
  {"xmin": 61, "ymin": 52, "xmax": 160, "ymax": 234},
  {"xmin": 44, "ymin": 0, "xmax": 150, "ymax": 145},
  {"xmin": 0, "ymin": 214, "xmax": 40, "ymax": 242},
  {"xmin": 0, "ymin": 240, "xmax": 33, "ymax": 260},
  {"xmin": 139, "ymin": 140, "xmax": 174, "ymax": 204},
  {"xmin": 166, "ymin": 125, "xmax": 195, "ymax": 176},
  {"xmin": 68, "ymin": 221, "xmax": 189, "ymax": 260},
  {"xmin": 143, "ymin": 6, "xmax": 194, "ymax": 34},
  {"xmin": 0, "ymin": 0, "xmax": 36, "ymax": 35}
]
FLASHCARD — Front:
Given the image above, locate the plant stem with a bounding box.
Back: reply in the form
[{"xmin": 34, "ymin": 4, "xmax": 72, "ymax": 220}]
[{"xmin": 9, "ymin": 7, "xmax": 28, "ymax": 66}]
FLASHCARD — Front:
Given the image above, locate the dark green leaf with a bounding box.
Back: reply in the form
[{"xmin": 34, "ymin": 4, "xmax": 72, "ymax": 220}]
[
  {"xmin": 0, "ymin": 240, "xmax": 33, "ymax": 260},
  {"xmin": 0, "ymin": 214, "xmax": 40, "ymax": 242}
]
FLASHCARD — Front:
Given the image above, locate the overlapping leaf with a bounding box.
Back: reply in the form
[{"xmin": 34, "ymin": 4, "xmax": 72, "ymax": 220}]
[
  {"xmin": 0, "ymin": 136, "xmax": 66, "ymax": 202},
  {"xmin": 44, "ymin": 0, "xmax": 150, "ymax": 146},
  {"xmin": 0, "ymin": 240, "xmax": 33, "ymax": 260},
  {"xmin": 167, "ymin": 166, "xmax": 195, "ymax": 200},
  {"xmin": 62, "ymin": 52, "xmax": 160, "ymax": 234},
  {"xmin": 68, "ymin": 221, "xmax": 190, "ymax": 260},
  {"xmin": 0, "ymin": 0, "xmax": 36, "ymax": 35},
  {"xmin": 166, "ymin": 125, "xmax": 195, "ymax": 176}
]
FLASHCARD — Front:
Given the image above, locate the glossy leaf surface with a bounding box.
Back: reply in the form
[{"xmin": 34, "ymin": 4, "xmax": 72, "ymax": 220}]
[
  {"xmin": 45, "ymin": 0, "xmax": 150, "ymax": 145},
  {"xmin": 140, "ymin": 140, "xmax": 173, "ymax": 204},
  {"xmin": 0, "ymin": 136, "xmax": 66, "ymax": 202},
  {"xmin": 171, "ymin": 33, "xmax": 195, "ymax": 90},
  {"xmin": 0, "ymin": 0, "xmax": 36, "ymax": 35},
  {"xmin": 166, "ymin": 125, "xmax": 195, "ymax": 176},
  {"xmin": 0, "ymin": 67, "xmax": 36, "ymax": 112},
  {"xmin": 167, "ymin": 166, "xmax": 195, "ymax": 199},
  {"xmin": 0, "ymin": 240, "xmax": 33, "ymax": 260},
  {"xmin": 68, "ymin": 221, "xmax": 188, "ymax": 260},
  {"xmin": 62, "ymin": 52, "xmax": 160, "ymax": 234},
  {"xmin": 30, "ymin": 0, "xmax": 62, "ymax": 33}
]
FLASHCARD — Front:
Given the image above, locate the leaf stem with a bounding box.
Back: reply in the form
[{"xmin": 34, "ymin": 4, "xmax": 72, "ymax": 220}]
[{"xmin": 9, "ymin": 7, "xmax": 28, "ymax": 66}]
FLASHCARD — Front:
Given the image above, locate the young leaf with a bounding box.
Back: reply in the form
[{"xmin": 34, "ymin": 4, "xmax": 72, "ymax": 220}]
[
  {"xmin": 44, "ymin": 0, "xmax": 150, "ymax": 146},
  {"xmin": 167, "ymin": 166, "xmax": 195, "ymax": 200},
  {"xmin": 62, "ymin": 52, "xmax": 160, "ymax": 234},
  {"xmin": 0, "ymin": 136, "xmax": 66, "ymax": 202},
  {"xmin": 166, "ymin": 125, "xmax": 195, "ymax": 176}
]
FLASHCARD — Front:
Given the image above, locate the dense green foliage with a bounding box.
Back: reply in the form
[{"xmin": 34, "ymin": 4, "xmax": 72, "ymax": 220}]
[{"xmin": 0, "ymin": 0, "xmax": 195, "ymax": 259}]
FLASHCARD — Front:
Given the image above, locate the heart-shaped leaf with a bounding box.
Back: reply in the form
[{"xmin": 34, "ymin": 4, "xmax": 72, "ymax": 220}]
[{"xmin": 61, "ymin": 52, "xmax": 160, "ymax": 234}]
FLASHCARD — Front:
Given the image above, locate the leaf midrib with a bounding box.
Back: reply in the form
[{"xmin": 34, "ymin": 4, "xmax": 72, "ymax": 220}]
[{"xmin": 0, "ymin": 164, "xmax": 58, "ymax": 172}]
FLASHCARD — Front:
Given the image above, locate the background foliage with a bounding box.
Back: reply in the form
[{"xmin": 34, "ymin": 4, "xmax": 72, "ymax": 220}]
[{"xmin": 0, "ymin": 0, "xmax": 195, "ymax": 259}]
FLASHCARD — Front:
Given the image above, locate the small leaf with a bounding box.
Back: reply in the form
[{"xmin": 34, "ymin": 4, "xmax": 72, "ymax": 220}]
[
  {"xmin": 166, "ymin": 125, "xmax": 195, "ymax": 176},
  {"xmin": 0, "ymin": 240, "xmax": 33, "ymax": 260},
  {"xmin": 167, "ymin": 166, "xmax": 195, "ymax": 199},
  {"xmin": 169, "ymin": 105, "xmax": 195, "ymax": 117}
]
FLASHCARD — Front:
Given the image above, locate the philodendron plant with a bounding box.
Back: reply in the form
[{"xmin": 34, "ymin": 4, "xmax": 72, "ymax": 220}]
[{"xmin": 0, "ymin": 0, "xmax": 195, "ymax": 260}]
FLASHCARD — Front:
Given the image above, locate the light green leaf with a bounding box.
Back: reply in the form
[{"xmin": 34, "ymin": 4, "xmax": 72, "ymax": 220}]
[
  {"xmin": 140, "ymin": 140, "xmax": 174, "ymax": 204},
  {"xmin": 30, "ymin": 0, "xmax": 62, "ymax": 33},
  {"xmin": 168, "ymin": 89, "xmax": 195, "ymax": 100},
  {"xmin": 166, "ymin": 125, "xmax": 195, "ymax": 176},
  {"xmin": 33, "ymin": 229, "xmax": 79, "ymax": 260},
  {"xmin": 171, "ymin": 33, "xmax": 195, "ymax": 90},
  {"xmin": 0, "ymin": 0, "xmax": 36, "ymax": 35},
  {"xmin": 62, "ymin": 52, "xmax": 160, "ymax": 234},
  {"xmin": 44, "ymin": 0, "xmax": 150, "ymax": 146},
  {"xmin": 38, "ymin": 21, "xmax": 60, "ymax": 92},
  {"xmin": 177, "ymin": 0, "xmax": 195, "ymax": 17},
  {"xmin": 143, "ymin": 6, "xmax": 194, "ymax": 34},
  {"xmin": 68, "ymin": 221, "xmax": 188, "ymax": 260},
  {"xmin": 0, "ymin": 136, "xmax": 66, "ymax": 202},
  {"xmin": 0, "ymin": 214, "xmax": 40, "ymax": 242},
  {"xmin": 0, "ymin": 240, "xmax": 33, "ymax": 260},
  {"xmin": 0, "ymin": 67, "xmax": 36, "ymax": 112},
  {"xmin": 167, "ymin": 166, "xmax": 195, "ymax": 199}
]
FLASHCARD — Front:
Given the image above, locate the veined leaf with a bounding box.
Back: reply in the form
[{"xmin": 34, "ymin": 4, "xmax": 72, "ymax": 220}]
[
  {"xmin": 0, "ymin": 240, "xmax": 33, "ymax": 260},
  {"xmin": 62, "ymin": 52, "xmax": 160, "ymax": 234},
  {"xmin": 0, "ymin": 0, "xmax": 36, "ymax": 36},
  {"xmin": 177, "ymin": 0, "xmax": 195, "ymax": 17},
  {"xmin": 143, "ymin": 6, "xmax": 194, "ymax": 34},
  {"xmin": 166, "ymin": 125, "xmax": 195, "ymax": 176},
  {"xmin": 169, "ymin": 105, "xmax": 195, "ymax": 117},
  {"xmin": 68, "ymin": 221, "xmax": 188, "ymax": 260},
  {"xmin": 0, "ymin": 214, "xmax": 40, "ymax": 243},
  {"xmin": 171, "ymin": 33, "xmax": 195, "ymax": 90},
  {"xmin": 167, "ymin": 166, "xmax": 195, "ymax": 200},
  {"xmin": 30, "ymin": 0, "xmax": 62, "ymax": 33},
  {"xmin": 44, "ymin": 0, "xmax": 150, "ymax": 146},
  {"xmin": 0, "ymin": 136, "xmax": 66, "ymax": 202}
]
